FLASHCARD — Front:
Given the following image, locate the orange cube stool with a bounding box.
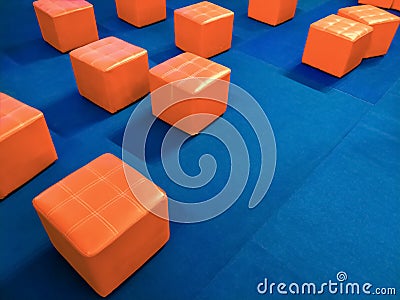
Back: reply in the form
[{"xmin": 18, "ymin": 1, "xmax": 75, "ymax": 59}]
[
  {"xmin": 358, "ymin": 0, "xmax": 393, "ymax": 9},
  {"xmin": 248, "ymin": 0, "xmax": 298, "ymax": 26},
  {"xmin": 115, "ymin": 0, "xmax": 166, "ymax": 27},
  {"xmin": 0, "ymin": 93, "xmax": 57, "ymax": 199},
  {"xmin": 149, "ymin": 52, "xmax": 231, "ymax": 135},
  {"xmin": 70, "ymin": 37, "xmax": 150, "ymax": 113},
  {"xmin": 32, "ymin": 153, "xmax": 170, "ymax": 297},
  {"xmin": 33, "ymin": 0, "xmax": 99, "ymax": 53},
  {"xmin": 302, "ymin": 14, "xmax": 373, "ymax": 78},
  {"xmin": 338, "ymin": 5, "xmax": 400, "ymax": 58},
  {"xmin": 174, "ymin": 1, "xmax": 234, "ymax": 58},
  {"xmin": 392, "ymin": 0, "xmax": 400, "ymax": 10}
]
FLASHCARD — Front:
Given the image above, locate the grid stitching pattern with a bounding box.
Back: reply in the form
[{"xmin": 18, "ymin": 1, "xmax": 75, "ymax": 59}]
[
  {"xmin": 46, "ymin": 164, "xmax": 122, "ymax": 216},
  {"xmin": 312, "ymin": 14, "xmax": 373, "ymax": 41},
  {"xmin": 33, "ymin": 0, "xmax": 92, "ymax": 17},
  {"xmin": 339, "ymin": 5, "xmax": 400, "ymax": 25},
  {"xmin": 161, "ymin": 57, "xmax": 216, "ymax": 80},
  {"xmin": 150, "ymin": 53, "xmax": 230, "ymax": 94},
  {"xmin": 33, "ymin": 154, "xmax": 158, "ymax": 255},
  {"xmin": 176, "ymin": 1, "xmax": 233, "ymax": 25},
  {"xmin": 0, "ymin": 93, "xmax": 42, "ymax": 141},
  {"xmin": 58, "ymin": 182, "xmax": 119, "ymax": 236},
  {"xmin": 70, "ymin": 37, "xmax": 147, "ymax": 72},
  {"xmin": 153, "ymin": 53, "xmax": 229, "ymax": 82}
]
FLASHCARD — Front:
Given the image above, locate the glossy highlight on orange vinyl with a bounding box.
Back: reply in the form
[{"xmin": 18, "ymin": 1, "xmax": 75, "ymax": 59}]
[
  {"xmin": 32, "ymin": 153, "xmax": 170, "ymax": 297},
  {"xmin": 338, "ymin": 5, "xmax": 400, "ymax": 58},
  {"xmin": 0, "ymin": 93, "xmax": 57, "ymax": 199},
  {"xmin": 149, "ymin": 52, "xmax": 231, "ymax": 135}
]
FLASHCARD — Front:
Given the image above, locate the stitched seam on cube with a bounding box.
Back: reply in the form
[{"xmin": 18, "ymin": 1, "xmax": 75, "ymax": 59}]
[
  {"xmin": 161, "ymin": 57, "xmax": 219, "ymax": 79},
  {"xmin": 57, "ymin": 182, "xmax": 119, "ymax": 236},
  {"xmin": 73, "ymin": 42, "xmax": 145, "ymax": 71},
  {"xmin": 64, "ymin": 186, "xmax": 130, "ymax": 236},
  {"xmin": 177, "ymin": 2, "xmax": 232, "ymax": 24},
  {"xmin": 86, "ymin": 165, "xmax": 125, "ymax": 194},
  {"xmin": 314, "ymin": 16, "xmax": 372, "ymax": 40},
  {"xmin": 0, "ymin": 103, "xmax": 43, "ymax": 141},
  {"xmin": 64, "ymin": 178, "xmax": 146, "ymax": 237},
  {"xmin": 35, "ymin": 0, "xmax": 92, "ymax": 17},
  {"xmin": 46, "ymin": 164, "xmax": 122, "ymax": 216},
  {"xmin": 86, "ymin": 165, "xmax": 149, "ymax": 210},
  {"xmin": 345, "ymin": 8, "xmax": 399, "ymax": 23}
]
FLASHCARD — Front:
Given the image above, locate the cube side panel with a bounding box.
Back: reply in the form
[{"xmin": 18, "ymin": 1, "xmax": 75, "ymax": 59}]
[
  {"xmin": 248, "ymin": 0, "xmax": 280, "ymax": 25},
  {"xmin": 174, "ymin": 13, "xmax": 202, "ymax": 55},
  {"xmin": 34, "ymin": 7, "xmax": 61, "ymax": 50},
  {"xmin": 364, "ymin": 22, "xmax": 399, "ymax": 57},
  {"xmin": 0, "ymin": 117, "xmax": 57, "ymax": 199},
  {"xmin": 54, "ymin": 7, "xmax": 99, "ymax": 52},
  {"xmin": 202, "ymin": 14, "xmax": 234, "ymax": 57},
  {"xmin": 302, "ymin": 27, "xmax": 359, "ymax": 78},
  {"xmin": 358, "ymin": 0, "xmax": 393, "ymax": 9},
  {"xmin": 135, "ymin": 0, "xmax": 167, "ymax": 27},
  {"xmin": 34, "ymin": 199, "xmax": 169, "ymax": 297},
  {"xmin": 392, "ymin": 0, "xmax": 400, "ymax": 10},
  {"xmin": 115, "ymin": 0, "xmax": 140, "ymax": 26},
  {"xmin": 151, "ymin": 73, "xmax": 231, "ymax": 135},
  {"xmin": 104, "ymin": 53, "xmax": 150, "ymax": 113},
  {"xmin": 70, "ymin": 55, "xmax": 110, "ymax": 111},
  {"xmin": 276, "ymin": 0, "xmax": 298, "ymax": 25}
]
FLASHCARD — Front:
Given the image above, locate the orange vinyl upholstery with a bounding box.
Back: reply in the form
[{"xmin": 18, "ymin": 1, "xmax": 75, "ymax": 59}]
[
  {"xmin": 174, "ymin": 1, "xmax": 234, "ymax": 58},
  {"xmin": 0, "ymin": 93, "xmax": 57, "ymax": 199},
  {"xmin": 33, "ymin": 0, "xmax": 99, "ymax": 53},
  {"xmin": 32, "ymin": 153, "xmax": 170, "ymax": 297},
  {"xmin": 338, "ymin": 5, "xmax": 400, "ymax": 58},
  {"xmin": 302, "ymin": 14, "xmax": 373, "ymax": 77},
  {"xmin": 70, "ymin": 37, "xmax": 150, "ymax": 113}
]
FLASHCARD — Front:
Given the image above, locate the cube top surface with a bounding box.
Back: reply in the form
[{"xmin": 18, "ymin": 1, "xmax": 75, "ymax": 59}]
[
  {"xmin": 33, "ymin": 0, "xmax": 93, "ymax": 17},
  {"xmin": 175, "ymin": 1, "xmax": 233, "ymax": 25},
  {"xmin": 70, "ymin": 37, "xmax": 147, "ymax": 72},
  {"xmin": 339, "ymin": 5, "xmax": 400, "ymax": 25},
  {"xmin": 150, "ymin": 52, "xmax": 230, "ymax": 88},
  {"xmin": 33, "ymin": 153, "xmax": 166, "ymax": 257},
  {"xmin": 0, "ymin": 93, "xmax": 43, "ymax": 142},
  {"xmin": 311, "ymin": 14, "xmax": 373, "ymax": 41}
]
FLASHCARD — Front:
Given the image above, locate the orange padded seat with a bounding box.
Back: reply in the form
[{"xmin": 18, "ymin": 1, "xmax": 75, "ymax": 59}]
[
  {"xmin": 392, "ymin": 0, "xmax": 400, "ymax": 10},
  {"xmin": 174, "ymin": 1, "xmax": 234, "ymax": 58},
  {"xmin": 149, "ymin": 52, "xmax": 231, "ymax": 135},
  {"xmin": 32, "ymin": 153, "xmax": 170, "ymax": 297},
  {"xmin": 0, "ymin": 93, "xmax": 57, "ymax": 199},
  {"xmin": 115, "ymin": 0, "xmax": 166, "ymax": 27},
  {"xmin": 70, "ymin": 37, "xmax": 150, "ymax": 113},
  {"xmin": 248, "ymin": 0, "xmax": 298, "ymax": 26},
  {"xmin": 338, "ymin": 5, "xmax": 400, "ymax": 58},
  {"xmin": 358, "ymin": 0, "xmax": 393, "ymax": 9},
  {"xmin": 302, "ymin": 14, "xmax": 373, "ymax": 78},
  {"xmin": 33, "ymin": 0, "xmax": 99, "ymax": 53}
]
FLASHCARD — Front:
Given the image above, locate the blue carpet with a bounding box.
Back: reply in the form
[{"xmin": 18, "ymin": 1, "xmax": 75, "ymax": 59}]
[
  {"xmin": 0, "ymin": 0, "xmax": 399, "ymax": 299},
  {"xmin": 196, "ymin": 83, "xmax": 400, "ymax": 299}
]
